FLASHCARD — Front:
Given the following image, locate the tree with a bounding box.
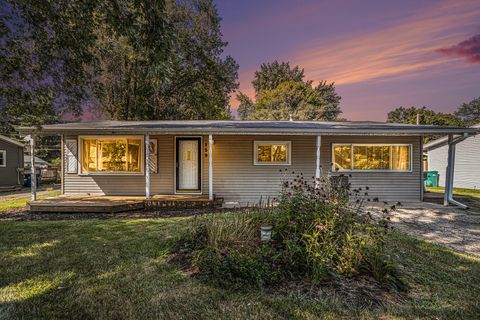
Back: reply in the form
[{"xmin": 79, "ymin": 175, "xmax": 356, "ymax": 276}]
[
  {"xmin": 156, "ymin": 0, "xmax": 238, "ymax": 120},
  {"xmin": 2, "ymin": 0, "xmax": 237, "ymax": 123},
  {"xmin": 238, "ymin": 61, "xmax": 342, "ymax": 121},
  {"xmin": 251, "ymin": 61, "xmax": 304, "ymax": 95},
  {"xmin": 249, "ymin": 81, "xmax": 341, "ymax": 121},
  {"xmin": 236, "ymin": 92, "xmax": 255, "ymax": 120},
  {"xmin": 387, "ymin": 106, "xmax": 463, "ymax": 127},
  {"xmin": 1, "ymin": 0, "xmax": 173, "ymax": 123},
  {"xmin": 387, "ymin": 106, "xmax": 464, "ymax": 143},
  {"xmin": 455, "ymin": 97, "xmax": 480, "ymax": 127},
  {"xmin": 1, "ymin": 0, "xmax": 175, "ymax": 160},
  {"xmin": 98, "ymin": 0, "xmax": 238, "ymax": 120},
  {"xmin": 314, "ymin": 81, "xmax": 342, "ymax": 121}
]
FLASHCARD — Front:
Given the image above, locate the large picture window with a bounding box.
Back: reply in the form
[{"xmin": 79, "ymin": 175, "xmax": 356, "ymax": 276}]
[
  {"xmin": 254, "ymin": 141, "xmax": 291, "ymax": 165},
  {"xmin": 80, "ymin": 136, "xmax": 143, "ymax": 174},
  {"xmin": 332, "ymin": 144, "xmax": 411, "ymax": 172}
]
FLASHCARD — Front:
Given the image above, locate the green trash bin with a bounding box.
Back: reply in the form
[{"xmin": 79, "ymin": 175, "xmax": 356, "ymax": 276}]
[{"xmin": 425, "ymin": 171, "xmax": 439, "ymax": 187}]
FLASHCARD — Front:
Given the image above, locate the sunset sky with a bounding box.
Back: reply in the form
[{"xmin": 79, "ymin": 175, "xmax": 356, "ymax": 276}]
[{"xmin": 215, "ymin": 0, "xmax": 480, "ymax": 121}]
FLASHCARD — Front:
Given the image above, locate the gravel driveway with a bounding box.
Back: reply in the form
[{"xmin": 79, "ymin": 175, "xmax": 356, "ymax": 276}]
[{"xmin": 370, "ymin": 202, "xmax": 480, "ymax": 257}]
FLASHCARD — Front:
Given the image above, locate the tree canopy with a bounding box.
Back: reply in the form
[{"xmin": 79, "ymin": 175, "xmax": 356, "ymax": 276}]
[
  {"xmin": 0, "ymin": 0, "xmax": 238, "ymax": 133},
  {"xmin": 99, "ymin": 0, "xmax": 238, "ymax": 120},
  {"xmin": 237, "ymin": 61, "xmax": 341, "ymax": 121},
  {"xmin": 386, "ymin": 106, "xmax": 463, "ymax": 127},
  {"xmin": 386, "ymin": 106, "xmax": 466, "ymax": 143},
  {"xmin": 454, "ymin": 97, "xmax": 480, "ymax": 127},
  {"xmin": 251, "ymin": 61, "xmax": 305, "ymax": 95}
]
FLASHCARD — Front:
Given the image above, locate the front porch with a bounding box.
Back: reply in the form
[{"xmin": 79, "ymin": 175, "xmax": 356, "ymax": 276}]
[{"xmin": 28, "ymin": 194, "xmax": 223, "ymax": 213}]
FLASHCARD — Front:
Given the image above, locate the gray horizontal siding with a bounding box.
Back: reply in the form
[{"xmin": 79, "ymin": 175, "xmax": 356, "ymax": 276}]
[
  {"xmin": 427, "ymin": 146, "xmax": 448, "ymax": 187},
  {"xmin": 0, "ymin": 140, "xmax": 23, "ymax": 186},
  {"xmin": 64, "ymin": 135, "xmax": 153, "ymax": 196},
  {"xmin": 321, "ymin": 136, "xmax": 422, "ymax": 202},
  {"xmin": 63, "ymin": 134, "xmax": 422, "ymax": 202},
  {"xmin": 151, "ymin": 135, "xmax": 175, "ymax": 194},
  {"xmin": 427, "ymin": 135, "xmax": 480, "ymax": 189},
  {"xmin": 63, "ymin": 135, "xmax": 201, "ymax": 196},
  {"xmin": 211, "ymin": 135, "xmax": 421, "ymax": 204},
  {"xmin": 211, "ymin": 135, "xmax": 315, "ymax": 205}
]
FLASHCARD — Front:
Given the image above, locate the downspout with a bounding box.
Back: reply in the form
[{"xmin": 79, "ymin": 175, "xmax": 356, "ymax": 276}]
[{"xmin": 443, "ymin": 133, "xmax": 469, "ymax": 209}]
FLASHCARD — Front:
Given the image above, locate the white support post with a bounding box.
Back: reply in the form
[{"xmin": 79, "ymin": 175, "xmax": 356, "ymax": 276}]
[
  {"xmin": 443, "ymin": 134, "xmax": 469, "ymax": 209},
  {"xmin": 60, "ymin": 134, "xmax": 64, "ymax": 195},
  {"xmin": 420, "ymin": 137, "xmax": 424, "ymax": 201},
  {"xmin": 448, "ymin": 142, "xmax": 456, "ymax": 200},
  {"xmin": 209, "ymin": 135, "xmax": 213, "ymax": 201},
  {"xmin": 145, "ymin": 134, "xmax": 151, "ymax": 199},
  {"xmin": 443, "ymin": 135, "xmax": 453, "ymax": 206},
  {"xmin": 315, "ymin": 135, "xmax": 321, "ymax": 188},
  {"xmin": 30, "ymin": 135, "xmax": 36, "ymax": 201}
]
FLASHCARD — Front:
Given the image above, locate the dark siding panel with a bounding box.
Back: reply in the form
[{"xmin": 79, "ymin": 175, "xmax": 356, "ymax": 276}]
[{"xmin": 0, "ymin": 140, "xmax": 23, "ymax": 186}]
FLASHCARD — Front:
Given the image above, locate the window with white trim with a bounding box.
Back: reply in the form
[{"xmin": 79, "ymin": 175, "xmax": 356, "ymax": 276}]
[
  {"xmin": 332, "ymin": 144, "xmax": 411, "ymax": 172},
  {"xmin": 254, "ymin": 141, "xmax": 291, "ymax": 165},
  {"xmin": 80, "ymin": 136, "xmax": 143, "ymax": 174},
  {"xmin": 0, "ymin": 150, "xmax": 5, "ymax": 167}
]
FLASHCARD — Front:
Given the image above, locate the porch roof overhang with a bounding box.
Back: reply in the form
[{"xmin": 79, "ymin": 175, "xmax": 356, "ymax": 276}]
[
  {"xmin": 423, "ymin": 123, "xmax": 480, "ymax": 151},
  {"xmin": 15, "ymin": 120, "xmax": 479, "ymax": 136}
]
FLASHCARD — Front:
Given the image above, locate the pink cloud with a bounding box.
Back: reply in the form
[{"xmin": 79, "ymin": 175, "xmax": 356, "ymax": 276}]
[
  {"xmin": 289, "ymin": 0, "xmax": 480, "ymax": 86},
  {"xmin": 437, "ymin": 34, "xmax": 480, "ymax": 63},
  {"xmin": 228, "ymin": 0, "xmax": 480, "ymax": 116}
]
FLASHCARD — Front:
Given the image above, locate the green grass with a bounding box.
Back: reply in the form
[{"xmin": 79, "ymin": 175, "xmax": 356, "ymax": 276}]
[
  {"xmin": 427, "ymin": 187, "xmax": 480, "ymax": 199},
  {"xmin": 0, "ymin": 217, "xmax": 479, "ymax": 319},
  {"xmin": 0, "ymin": 192, "xmax": 60, "ymax": 211},
  {"xmin": 427, "ymin": 187, "xmax": 480, "ymax": 209}
]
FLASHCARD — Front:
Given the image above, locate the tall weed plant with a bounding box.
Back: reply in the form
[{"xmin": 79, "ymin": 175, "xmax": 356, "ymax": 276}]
[{"xmin": 181, "ymin": 170, "xmax": 405, "ymax": 290}]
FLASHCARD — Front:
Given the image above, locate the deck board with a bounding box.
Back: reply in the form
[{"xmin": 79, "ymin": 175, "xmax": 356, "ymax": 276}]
[{"xmin": 28, "ymin": 194, "xmax": 219, "ymax": 213}]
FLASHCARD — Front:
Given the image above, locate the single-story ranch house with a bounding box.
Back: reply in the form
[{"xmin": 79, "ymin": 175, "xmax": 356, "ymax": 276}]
[
  {"xmin": 424, "ymin": 123, "xmax": 480, "ymax": 190},
  {"xmin": 17, "ymin": 121, "xmax": 479, "ymax": 209}
]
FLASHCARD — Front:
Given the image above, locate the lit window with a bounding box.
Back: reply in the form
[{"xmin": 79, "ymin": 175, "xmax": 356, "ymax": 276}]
[
  {"xmin": 333, "ymin": 145, "xmax": 351, "ymax": 170},
  {"xmin": 254, "ymin": 141, "xmax": 291, "ymax": 165},
  {"xmin": 333, "ymin": 144, "xmax": 411, "ymax": 171},
  {"xmin": 80, "ymin": 136, "xmax": 143, "ymax": 174},
  {"xmin": 0, "ymin": 150, "xmax": 5, "ymax": 167}
]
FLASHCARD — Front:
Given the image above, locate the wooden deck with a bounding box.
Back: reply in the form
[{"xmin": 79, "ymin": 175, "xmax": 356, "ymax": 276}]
[{"xmin": 28, "ymin": 194, "xmax": 222, "ymax": 213}]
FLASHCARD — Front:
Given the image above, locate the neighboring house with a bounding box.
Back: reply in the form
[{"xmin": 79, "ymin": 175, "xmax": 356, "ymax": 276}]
[
  {"xmin": 25, "ymin": 155, "xmax": 59, "ymax": 183},
  {"xmin": 424, "ymin": 123, "xmax": 480, "ymax": 190},
  {"xmin": 16, "ymin": 121, "xmax": 478, "ymax": 205},
  {"xmin": 24, "ymin": 155, "xmax": 52, "ymax": 168},
  {"xmin": 0, "ymin": 134, "xmax": 24, "ymax": 187}
]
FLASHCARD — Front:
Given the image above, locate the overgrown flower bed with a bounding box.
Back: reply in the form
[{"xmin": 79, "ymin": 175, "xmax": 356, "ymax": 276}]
[{"xmin": 174, "ymin": 171, "xmax": 406, "ymax": 293}]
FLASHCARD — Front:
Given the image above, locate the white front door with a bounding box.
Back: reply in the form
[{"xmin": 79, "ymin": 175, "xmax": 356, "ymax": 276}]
[{"xmin": 178, "ymin": 139, "xmax": 199, "ymax": 190}]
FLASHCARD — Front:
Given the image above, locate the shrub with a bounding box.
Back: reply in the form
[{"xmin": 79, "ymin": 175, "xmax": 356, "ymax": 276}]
[{"xmin": 178, "ymin": 171, "xmax": 404, "ymax": 290}]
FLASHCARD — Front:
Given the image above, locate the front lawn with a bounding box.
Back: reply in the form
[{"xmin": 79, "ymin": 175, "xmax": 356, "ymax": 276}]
[
  {"xmin": 427, "ymin": 186, "xmax": 480, "ymax": 199},
  {"xmin": 427, "ymin": 187, "xmax": 480, "ymax": 209},
  {"xmin": 1, "ymin": 216, "xmax": 479, "ymax": 319},
  {"xmin": 0, "ymin": 191, "xmax": 60, "ymax": 212}
]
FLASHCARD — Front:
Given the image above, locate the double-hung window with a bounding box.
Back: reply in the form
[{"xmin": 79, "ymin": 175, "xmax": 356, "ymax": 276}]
[
  {"xmin": 254, "ymin": 141, "xmax": 291, "ymax": 165},
  {"xmin": 332, "ymin": 144, "xmax": 411, "ymax": 172},
  {"xmin": 80, "ymin": 136, "xmax": 143, "ymax": 174},
  {"xmin": 0, "ymin": 150, "xmax": 5, "ymax": 167}
]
